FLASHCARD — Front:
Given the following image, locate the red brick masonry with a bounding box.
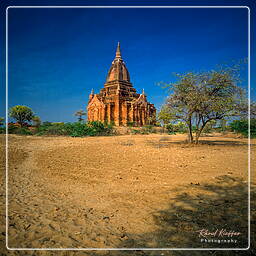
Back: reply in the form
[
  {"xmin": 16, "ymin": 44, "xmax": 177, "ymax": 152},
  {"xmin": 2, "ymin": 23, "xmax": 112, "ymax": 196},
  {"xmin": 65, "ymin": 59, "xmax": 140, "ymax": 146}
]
[{"xmin": 87, "ymin": 43, "xmax": 156, "ymax": 126}]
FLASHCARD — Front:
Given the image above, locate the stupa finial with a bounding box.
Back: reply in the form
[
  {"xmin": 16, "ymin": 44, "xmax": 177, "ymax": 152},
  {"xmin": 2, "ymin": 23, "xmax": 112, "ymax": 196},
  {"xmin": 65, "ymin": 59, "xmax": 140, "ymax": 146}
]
[{"xmin": 115, "ymin": 42, "xmax": 121, "ymax": 59}]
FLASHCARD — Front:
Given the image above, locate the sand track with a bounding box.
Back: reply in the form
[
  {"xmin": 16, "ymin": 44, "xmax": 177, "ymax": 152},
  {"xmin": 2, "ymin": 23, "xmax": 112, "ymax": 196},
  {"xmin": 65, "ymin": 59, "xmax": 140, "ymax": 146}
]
[{"xmin": 0, "ymin": 134, "xmax": 255, "ymax": 255}]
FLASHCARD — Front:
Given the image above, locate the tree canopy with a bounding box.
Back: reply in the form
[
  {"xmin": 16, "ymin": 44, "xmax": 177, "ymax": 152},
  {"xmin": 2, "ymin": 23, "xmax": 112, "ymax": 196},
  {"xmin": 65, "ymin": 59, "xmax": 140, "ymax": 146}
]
[
  {"xmin": 32, "ymin": 115, "xmax": 41, "ymax": 127},
  {"xmin": 74, "ymin": 110, "xmax": 86, "ymax": 122},
  {"xmin": 158, "ymin": 105, "xmax": 174, "ymax": 125},
  {"xmin": 160, "ymin": 67, "xmax": 246, "ymax": 143},
  {"xmin": 9, "ymin": 105, "xmax": 34, "ymax": 126},
  {"xmin": 0, "ymin": 117, "xmax": 4, "ymax": 126}
]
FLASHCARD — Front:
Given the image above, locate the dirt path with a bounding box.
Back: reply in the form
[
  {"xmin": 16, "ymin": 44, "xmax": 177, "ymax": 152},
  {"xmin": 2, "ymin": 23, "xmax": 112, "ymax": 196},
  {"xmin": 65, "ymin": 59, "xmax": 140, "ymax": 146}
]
[{"xmin": 0, "ymin": 134, "xmax": 255, "ymax": 255}]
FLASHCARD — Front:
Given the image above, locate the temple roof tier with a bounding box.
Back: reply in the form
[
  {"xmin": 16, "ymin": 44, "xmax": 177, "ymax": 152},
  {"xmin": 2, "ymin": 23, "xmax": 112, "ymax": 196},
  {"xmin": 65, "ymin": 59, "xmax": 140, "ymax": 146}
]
[{"xmin": 106, "ymin": 42, "xmax": 131, "ymax": 84}]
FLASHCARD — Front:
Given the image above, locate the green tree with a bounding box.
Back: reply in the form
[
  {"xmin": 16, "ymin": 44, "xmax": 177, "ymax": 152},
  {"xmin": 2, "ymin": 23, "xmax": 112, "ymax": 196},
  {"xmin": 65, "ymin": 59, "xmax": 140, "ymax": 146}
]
[
  {"xmin": 74, "ymin": 110, "xmax": 86, "ymax": 122},
  {"xmin": 0, "ymin": 117, "xmax": 4, "ymax": 126},
  {"xmin": 32, "ymin": 115, "xmax": 41, "ymax": 127},
  {"xmin": 9, "ymin": 105, "xmax": 34, "ymax": 127},
  {"xmin": 229, "ymin": 119, "xmax": 256, "ymax": 138},
  {"xmin": 158, "ymin": 105, "xmax": 173, "ymax": 125},
  {"xmin": 233, "ymin": 101, "xmax": 256, "ymax": 119},
  {"xmin": 203, "ymin": 120, "xmax": 217, "ymax": 133},
  {"xmin": 161, "ymin": 67, "xmax": 245, "ymax": 144},
  {"xmin": 220, "ymin": 119, "xmax": 227, "ymax": 133}
]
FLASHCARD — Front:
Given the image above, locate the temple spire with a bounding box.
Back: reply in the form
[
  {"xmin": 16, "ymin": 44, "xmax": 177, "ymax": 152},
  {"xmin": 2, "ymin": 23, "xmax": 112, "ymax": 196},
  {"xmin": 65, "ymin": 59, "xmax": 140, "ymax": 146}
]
[
  {"xmin": 89, "ymin": 88, "xmax": 94, "ymax": 100},
  {"xmin": 115, "ymin": 42, "xmax": 121, "ymax": 59}
]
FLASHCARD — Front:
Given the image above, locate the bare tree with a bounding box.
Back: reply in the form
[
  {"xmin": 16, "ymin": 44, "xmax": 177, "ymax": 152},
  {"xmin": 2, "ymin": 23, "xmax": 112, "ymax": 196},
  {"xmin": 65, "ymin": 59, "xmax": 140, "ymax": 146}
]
[{"xmin": 74, "ymin": 110, "xmax": 86, "ymax": 122}]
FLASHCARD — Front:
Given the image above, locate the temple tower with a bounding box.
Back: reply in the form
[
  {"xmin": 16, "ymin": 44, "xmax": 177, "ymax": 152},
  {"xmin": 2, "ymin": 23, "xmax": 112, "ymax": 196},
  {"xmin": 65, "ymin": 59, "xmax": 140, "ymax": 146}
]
[{"xmin": 87, "ymin": 43, "xmax": 156, "ymax": 126}]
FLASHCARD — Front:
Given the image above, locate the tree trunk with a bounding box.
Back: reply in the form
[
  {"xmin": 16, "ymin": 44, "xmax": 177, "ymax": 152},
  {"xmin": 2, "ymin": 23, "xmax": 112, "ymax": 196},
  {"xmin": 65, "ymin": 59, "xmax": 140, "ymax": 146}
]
[
  {"xmin": 187, "ymin": 119, "xmax": 193, "ymax": 143},
  {"xmin": 195, "ymin": 122, "xmax": 207, "ymax": 144},
  {"xmin": 18, "ymin": 120, "xmax": 24, "ymax": 127}
]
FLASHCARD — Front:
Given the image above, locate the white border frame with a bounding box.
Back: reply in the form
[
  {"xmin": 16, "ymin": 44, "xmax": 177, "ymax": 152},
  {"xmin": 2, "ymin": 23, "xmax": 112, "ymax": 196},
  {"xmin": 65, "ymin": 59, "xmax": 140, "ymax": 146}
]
[{"xmin": 5, "ymin": 5, "xmax": 251, "ymax": 251}]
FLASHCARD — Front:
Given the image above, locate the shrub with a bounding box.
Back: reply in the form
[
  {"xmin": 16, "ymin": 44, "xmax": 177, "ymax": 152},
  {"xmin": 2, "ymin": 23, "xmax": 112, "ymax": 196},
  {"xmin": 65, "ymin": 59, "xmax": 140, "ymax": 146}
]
[
  {"xmin": 175, "ymin": 122, "xmax": 187, "ymax": 133},
  {"xmin": 8, "ymin": 120, "xmax": 114, "ymax": 137},
  {"xmin": 87, "ymin": 121, "xmax": 114, "ymax": 136},
  {"xmin": 101, "ymin": 123, "xmax": 115, "ymax": 136},
  {"xmin": 34, "ymin": 125, "xmax": 49, "ymax": 135},
  {"xmin": 7, "ymin": 123, "xmax": 31, "ymax": 134},
  {"xmin": 9, "ymin": 127, "xmax": 33, "ymax": 135},
  {"xmin": 39, "ymin": 121, "xmax": 114, "ymax": 137},
  {"xmin": 45, "ymin": 125, "xmax": 68, "ymax": 136},
  {"xmin": 64, "ymin": 122, "xmax": 90, "ymax": 137},
  {"xmin": 142, "ymin": 125, "xmax": 156, "ymax": 134},
  {"xmin": 130, "ymin": 129, "xmax": 141, "ymax": 134},
  {"xmin": 0, "ymin": 117, "xmax": 4, "ymax": 126},
  {"xmin": 8, "ymin": 123, "xmax": 18, "ymax": 134},
  {"xmin": 165, "ymin": 123, "xmax": 175, "ymax": 134},
  {"xmin": 32, "ymin": 116, "xmax": 41, "ymax": 127},
  {"xmin": 127, "ymin": 121, "xmax": 135, "ymax": 127},
  {"xmin": 35, "ymin": 123, "xmax": 68, "ymax": 136},
  {"xmin": 0, "ymin": 127, "xmax": 5, "ymax": 134},
  {"xmin": 165, "ymin": 122, "xmax": 186, "ymax": 134},
  {"xmin": 42, "ymin": 121, "xmax": 52, "ymax": 126},
  {"xmin": 229, "ymin": 119, "xmax": 256, "ymax": 138},
  {"xmin": 51, "ymin": 122, "xmax": 65, "ymax": 125},
  {"xmin": 17, "ymin": 127, "xmax": 33, "ymax": 135},
  {"xmin": 192, "ymin": 125, "xmax": 197, "ymax": 132},
  {"xmin": 203, "ymin": 123, "xmax": 213, "ymax": 134}
]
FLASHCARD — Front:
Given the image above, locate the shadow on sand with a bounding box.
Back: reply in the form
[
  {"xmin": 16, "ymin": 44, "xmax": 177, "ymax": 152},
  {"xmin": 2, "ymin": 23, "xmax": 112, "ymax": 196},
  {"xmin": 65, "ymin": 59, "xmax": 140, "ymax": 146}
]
[
  {"xmin": 1, "ymin": 176, "xmax": 254, "ymax": 256},
  {"xmin": 146, "ymin": 137, "xmax": 250, "ymax": 149},
  {"xmin": 108, "ymin": 175, "xmax": 255, "ymax": 256}
]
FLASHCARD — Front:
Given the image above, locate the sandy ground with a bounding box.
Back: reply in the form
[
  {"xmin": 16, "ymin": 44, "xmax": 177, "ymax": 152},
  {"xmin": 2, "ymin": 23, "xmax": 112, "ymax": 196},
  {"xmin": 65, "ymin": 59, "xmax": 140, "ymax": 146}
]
[{"xmin": 0, "ymin": 133, "xmax": 255, "ymax": 256}]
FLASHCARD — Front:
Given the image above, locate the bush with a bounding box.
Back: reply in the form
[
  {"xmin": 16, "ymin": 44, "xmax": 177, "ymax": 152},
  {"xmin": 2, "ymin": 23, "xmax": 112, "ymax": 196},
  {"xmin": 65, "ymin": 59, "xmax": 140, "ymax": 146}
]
[
  {"xmin": 0, "ymin": 117, "xmax": 4, "ymax": 126},
  {"xmin": 175, "ymin": 122, "xmax": 187, "ymax": 133},
  {"xmin": 165, "ymin": 122, "xmax": 187, "ymax": 134},
  {"xmin": 65, "ymin": 122, "xmax": 91, "ymax": 137},
  {"xmin": 42, "ymin": 121, "xmax": 52, "ymax": 126},
  {"xmin": 100, "ymin": 123, "xmax": 115, "ymax": 136},
  {"xmin": 129, "ymin": 126, "xmax": 156, "ymax": 135},
  {"xmin": 0, "ymin": 127, "xmax": 5, "ymax": 134},
  {"xmin": 8, "ymin": 123, "xmax": 18, "ymax": 134},
  {"xmin": 8, "ymin": 127, "xmax": 32, "ymax": 135},
  {"xmin": 17, "ymin": 127, "xmax": 33, "ymax": 135},
  {"xmin": 45, "ymin": 125, "xmax": 68, "ymax": 136},
  {"xmin": 203, "ymin": 123, "xmax": 213, "ymax": 134},
  {"xmin": 229, "ymin": 119, "xmax": 256, "ymax": 138},
  {"xmin": 87, "ymin": 121, "xmax": 114, "ymax": 136},
  {"xmin": 142, "ymin": 125, "xmax": 156, "ymax": 134},
  {"xmin": 127, "ymin": 121, "xmax": 135, "ymax": 127},
  {"xmin": 6, "ymin": 120, "xmax": 115, "ymax": 137},
  {"xmin": 51, "ymin": 122, "xmax": 64, "ymax": 126},
  {"xmin": 34, "ymin": 121, "xmax": 114, "ymax": 137},
  {"xmin": 35, "ymin": 123, "xmax": 67, "ymax": 136},
  {"xmin": 165, "ymin": 123, "xmax": 175, "ymax": 134},
  {"xmin": 130, "ymin": 129, "xmax": 141, "ymax": 134},
  {"xmin": 140, "ymin": 125, "xmax": 156, "ymax": 134}
]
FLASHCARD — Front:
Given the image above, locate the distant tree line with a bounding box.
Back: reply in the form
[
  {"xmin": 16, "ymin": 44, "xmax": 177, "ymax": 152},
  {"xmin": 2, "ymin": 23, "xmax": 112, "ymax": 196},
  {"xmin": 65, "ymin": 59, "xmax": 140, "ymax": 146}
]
[{"xmin": 0, "ymin": 106, "xmax": 114, "ymax": 137}]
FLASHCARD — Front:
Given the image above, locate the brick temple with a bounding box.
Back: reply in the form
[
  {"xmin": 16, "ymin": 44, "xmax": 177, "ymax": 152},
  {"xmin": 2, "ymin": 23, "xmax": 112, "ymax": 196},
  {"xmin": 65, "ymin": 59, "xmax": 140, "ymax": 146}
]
[{"xmin": 87, "ymin": 43, "xmax": 156, "ymax": 126}]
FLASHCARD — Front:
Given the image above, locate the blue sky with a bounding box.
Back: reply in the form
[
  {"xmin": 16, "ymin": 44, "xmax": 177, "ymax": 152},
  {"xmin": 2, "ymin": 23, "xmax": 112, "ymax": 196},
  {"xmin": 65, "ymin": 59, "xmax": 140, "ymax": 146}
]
[{"xmin": 0, "ymin": 0, "xmax": 254, "ymax": 122}]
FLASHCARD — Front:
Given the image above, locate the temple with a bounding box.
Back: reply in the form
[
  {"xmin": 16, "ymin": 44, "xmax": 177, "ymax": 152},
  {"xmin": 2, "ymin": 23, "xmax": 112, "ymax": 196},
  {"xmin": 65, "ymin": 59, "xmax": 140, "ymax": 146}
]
[{"xmin": 87, "ymin": 42, "xmax": 156, "ymax": 126}]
